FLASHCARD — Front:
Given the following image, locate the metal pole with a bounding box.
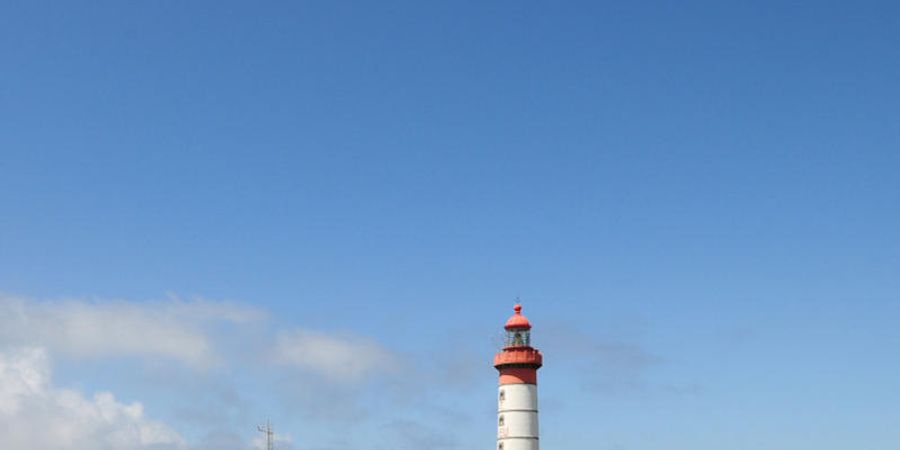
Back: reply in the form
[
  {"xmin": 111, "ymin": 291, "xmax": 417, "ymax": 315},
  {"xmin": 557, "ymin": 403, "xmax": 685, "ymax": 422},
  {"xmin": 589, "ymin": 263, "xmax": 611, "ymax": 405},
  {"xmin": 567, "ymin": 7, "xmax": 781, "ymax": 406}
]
[{"xmin": 257, "ymin": 420, "xmax": 274, "ymax": 450}]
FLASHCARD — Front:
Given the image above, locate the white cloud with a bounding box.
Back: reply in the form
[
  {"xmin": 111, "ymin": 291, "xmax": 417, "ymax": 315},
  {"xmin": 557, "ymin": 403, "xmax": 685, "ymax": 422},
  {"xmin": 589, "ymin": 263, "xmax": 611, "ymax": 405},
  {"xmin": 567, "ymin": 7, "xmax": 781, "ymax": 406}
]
[
  {"xmin": 0, "ymin": 347, "xmax": 186, "ymax": 450},
  {"xmin": 0, "ymin": 294, "xmax": 418, "ymax": 448},
  {"xmin": 272, "ymin": 329, "xmax": 401, "ymax": 384},
  {"xmin": 0, "ymin": 294, "xmax": 264, "ymax": 368}
]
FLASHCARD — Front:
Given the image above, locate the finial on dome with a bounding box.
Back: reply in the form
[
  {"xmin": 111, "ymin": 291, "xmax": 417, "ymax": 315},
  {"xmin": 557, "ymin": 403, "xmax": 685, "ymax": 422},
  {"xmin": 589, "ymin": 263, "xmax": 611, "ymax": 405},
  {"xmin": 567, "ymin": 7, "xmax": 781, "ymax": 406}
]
[{"xmin": 514, "ymin": 304, "xmax": 522, "ymax": 314}]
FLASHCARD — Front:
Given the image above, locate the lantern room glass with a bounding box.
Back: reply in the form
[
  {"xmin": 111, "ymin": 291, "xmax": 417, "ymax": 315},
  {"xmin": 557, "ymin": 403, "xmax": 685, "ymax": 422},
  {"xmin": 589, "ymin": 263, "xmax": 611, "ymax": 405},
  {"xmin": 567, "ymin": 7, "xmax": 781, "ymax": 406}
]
[{"xmin": 505, "ymin": 328, "xmax": 531, "ymax": 347}]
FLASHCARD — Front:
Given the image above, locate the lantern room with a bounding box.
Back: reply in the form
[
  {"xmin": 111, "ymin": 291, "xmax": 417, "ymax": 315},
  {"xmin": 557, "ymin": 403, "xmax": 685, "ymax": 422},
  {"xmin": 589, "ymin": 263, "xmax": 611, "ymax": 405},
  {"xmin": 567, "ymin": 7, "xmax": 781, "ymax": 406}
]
[{"xmin": 504, "ymin": 304, "xmax": 532, "ymax": 348}]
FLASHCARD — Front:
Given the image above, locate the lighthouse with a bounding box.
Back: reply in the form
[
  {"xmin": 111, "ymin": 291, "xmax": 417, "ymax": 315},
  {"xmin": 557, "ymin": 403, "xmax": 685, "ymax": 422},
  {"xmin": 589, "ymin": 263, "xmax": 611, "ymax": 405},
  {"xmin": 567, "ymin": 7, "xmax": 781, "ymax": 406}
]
[{"xmin": 494, "ymin": 304, "xmax": 542, "ymax": 450}]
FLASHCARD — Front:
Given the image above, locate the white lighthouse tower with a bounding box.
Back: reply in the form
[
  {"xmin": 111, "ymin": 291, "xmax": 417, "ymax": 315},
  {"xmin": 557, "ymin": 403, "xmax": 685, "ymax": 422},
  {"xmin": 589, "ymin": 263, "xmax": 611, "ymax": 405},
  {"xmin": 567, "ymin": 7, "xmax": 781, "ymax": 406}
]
[{"xmin": 494, "ymin": 304, "xmax": 543, "ymax": 450}]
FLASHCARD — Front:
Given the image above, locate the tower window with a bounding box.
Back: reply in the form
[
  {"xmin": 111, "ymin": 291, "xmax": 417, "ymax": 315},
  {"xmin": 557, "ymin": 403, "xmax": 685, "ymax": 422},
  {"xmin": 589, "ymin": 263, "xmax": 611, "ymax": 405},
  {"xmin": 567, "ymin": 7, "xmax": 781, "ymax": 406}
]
[
  {"xmin": 498, "ymin": 443, "xmax": 504, "ymax": 450},
  {"xmin": 499, "ymin": 390, "xmax": 505, "ymax": 402},
  {"xmin": 498, "ymin": 415, "xmax": 505, "ymax": 427}
]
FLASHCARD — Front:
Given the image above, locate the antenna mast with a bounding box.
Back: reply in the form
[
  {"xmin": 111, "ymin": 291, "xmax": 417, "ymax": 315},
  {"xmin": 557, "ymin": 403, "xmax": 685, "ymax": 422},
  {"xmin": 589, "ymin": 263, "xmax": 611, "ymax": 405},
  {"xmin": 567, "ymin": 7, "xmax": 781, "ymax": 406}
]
[{"xmin": 257, "ymin": 420, "xmax": 274, "ymax": 450}]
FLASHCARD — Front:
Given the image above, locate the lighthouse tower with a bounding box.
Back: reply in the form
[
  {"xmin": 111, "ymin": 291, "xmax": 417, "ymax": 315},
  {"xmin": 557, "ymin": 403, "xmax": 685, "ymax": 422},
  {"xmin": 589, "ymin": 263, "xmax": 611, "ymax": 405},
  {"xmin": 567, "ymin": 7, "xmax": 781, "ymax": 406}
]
[{"xmin": 494, "ymin": 304, "xmax": 542, "ymax": 450}]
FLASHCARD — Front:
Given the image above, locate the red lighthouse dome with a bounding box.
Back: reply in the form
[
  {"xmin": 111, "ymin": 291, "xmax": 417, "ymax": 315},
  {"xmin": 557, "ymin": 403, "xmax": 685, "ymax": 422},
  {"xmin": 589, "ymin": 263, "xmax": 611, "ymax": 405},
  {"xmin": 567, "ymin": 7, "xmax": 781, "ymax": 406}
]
[{"xmin": 504, "ymin": 304, "xmax": 532, "ymax": 330}]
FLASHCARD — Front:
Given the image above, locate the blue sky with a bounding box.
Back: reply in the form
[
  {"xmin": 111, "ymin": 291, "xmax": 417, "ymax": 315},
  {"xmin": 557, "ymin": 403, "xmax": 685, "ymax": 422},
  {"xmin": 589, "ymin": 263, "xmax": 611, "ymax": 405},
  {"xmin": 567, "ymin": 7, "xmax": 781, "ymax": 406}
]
[{"xmin": 1, "ymin": 1, "xmax": 899, "ymax": 449}]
